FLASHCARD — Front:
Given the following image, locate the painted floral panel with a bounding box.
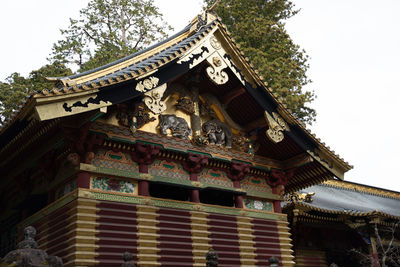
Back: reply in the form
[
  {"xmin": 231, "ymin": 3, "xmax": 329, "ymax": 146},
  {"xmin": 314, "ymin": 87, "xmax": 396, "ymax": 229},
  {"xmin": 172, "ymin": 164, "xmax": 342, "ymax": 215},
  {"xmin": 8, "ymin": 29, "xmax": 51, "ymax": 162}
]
[
  {"xmin": 244, "ymin": 198, "xmax": 273, "ymax": 212},
  {"xmin": 91, "ymin": 177, "xmax": 136, "ymax": 194}
]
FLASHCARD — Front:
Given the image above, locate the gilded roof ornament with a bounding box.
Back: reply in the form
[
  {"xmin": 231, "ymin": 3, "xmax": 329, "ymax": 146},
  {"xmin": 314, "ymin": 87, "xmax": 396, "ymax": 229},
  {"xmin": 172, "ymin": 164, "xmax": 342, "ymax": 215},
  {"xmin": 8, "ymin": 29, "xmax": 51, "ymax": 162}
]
[
  {"xmin": 196, "ymin": 12, "xmax": 208, "ymax": 32},
  {"xmin": 192, "ymin": 10, "xmax": 216, "ymax": 33},
  {"xmin": 143, "ymin": 83, "xmax": 167, "ymax": 114},
  {"xmin": 206, "ymin": 54, "xmax": 229, "ymax": 85},
  {"xmin": 286, "ymin": 192, "xmax": 315, "ymax": 203},
  {"xmin": 264, "ymin": 111, "xmax": 289, "ymax": 143},
  {"xmin": 136, "ymin": 76, "xmax": 159, "ymax": 93},
  {"xmin": 273, "ymin": 112, "xmax": 289, "ymax": 131},
  {"xmin": 210, "ymin": 36, "xmax": 221, "ymax": 50}
]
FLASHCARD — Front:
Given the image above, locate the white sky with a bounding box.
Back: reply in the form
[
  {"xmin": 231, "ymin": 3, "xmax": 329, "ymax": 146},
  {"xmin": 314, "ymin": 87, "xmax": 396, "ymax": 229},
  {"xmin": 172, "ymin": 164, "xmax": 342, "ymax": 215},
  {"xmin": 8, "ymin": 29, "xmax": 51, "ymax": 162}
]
[{"xmin": 0, "ymin": 0, "xmax": 399, "ymax": 191}]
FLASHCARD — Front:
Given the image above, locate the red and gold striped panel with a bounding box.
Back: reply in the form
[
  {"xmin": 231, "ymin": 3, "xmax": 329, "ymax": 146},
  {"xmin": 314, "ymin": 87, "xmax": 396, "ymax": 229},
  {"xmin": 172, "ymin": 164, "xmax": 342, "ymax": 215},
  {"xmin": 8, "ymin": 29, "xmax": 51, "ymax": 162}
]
[
  {"xmin": 29, "ymin": 197, "xmax": 100, "ymax": 267},
  {"xmin": 69, "ymin": 198, "xmax": 99, "ymax": 266},
  {"xmin": 295, "ymin": 250, "xmax": 328, "ymax": 267},
  {"xmin": 252, "ymin": 218, "xmax": 281, "ymax": 265},
  {"xmin": 276, "ymin": 220, "xmax": 295, "ymax": 266},
  {"xmin": 95, "ymin": 201, "xmax": 138, "ymax": 266},
  {"xmin": 208, "ymin": 213, "xmax": 241, "ymax": 266},
  {"xmin": 136, "ymin": 205, "xmax": 160, "ymax": 266},
  {"xmin": 157, "ymin": 208, "xmax": 194, "ymax": 266},
  {"xmin": 90, "ymin": 200, "xmax": 294, "ymax": 266},
  {"xmin": 237, "ymin": 217, "xmax": 257, "ymax": 266},
  {"xmin": 22, "ymin": 192, "xmax": 294, "ymax": 267},
  {"xmin": 190, "ymin": 210, "xmax": 212, "ymax": 266}
]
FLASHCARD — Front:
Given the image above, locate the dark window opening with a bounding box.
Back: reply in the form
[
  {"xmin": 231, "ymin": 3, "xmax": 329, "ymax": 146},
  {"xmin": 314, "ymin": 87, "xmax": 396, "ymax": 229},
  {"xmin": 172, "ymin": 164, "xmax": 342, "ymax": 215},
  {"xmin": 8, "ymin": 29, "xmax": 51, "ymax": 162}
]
[
  {"xmin": 18, "ymin": 194, "xmax": 48, "ymax": 218},
  {"xmin": 149, "ymin": 182, "xmax": 190, "ymax": 201},
  {"xmin": 199, "ymin": 188, "xmax": 235, "ymax": 207}
]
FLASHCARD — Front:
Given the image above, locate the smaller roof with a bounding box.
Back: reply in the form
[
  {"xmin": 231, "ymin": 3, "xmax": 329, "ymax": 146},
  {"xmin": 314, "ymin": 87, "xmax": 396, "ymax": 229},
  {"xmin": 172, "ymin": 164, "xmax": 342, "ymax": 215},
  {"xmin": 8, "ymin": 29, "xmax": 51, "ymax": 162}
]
[{"xmin": 284, "ymin": 180, "xmax": 400, "ymax": 219}]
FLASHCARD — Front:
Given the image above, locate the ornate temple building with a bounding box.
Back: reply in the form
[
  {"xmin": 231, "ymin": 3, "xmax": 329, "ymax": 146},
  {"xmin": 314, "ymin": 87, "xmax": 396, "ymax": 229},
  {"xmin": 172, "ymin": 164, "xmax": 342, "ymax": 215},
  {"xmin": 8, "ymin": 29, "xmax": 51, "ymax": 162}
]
[
  {"xmin": 0, "ymin": 11, "xmax": 352, "ymax": 266},
  {"xmin": 284, "ymin": 180, "xmax": 400, "ymax": 267}
]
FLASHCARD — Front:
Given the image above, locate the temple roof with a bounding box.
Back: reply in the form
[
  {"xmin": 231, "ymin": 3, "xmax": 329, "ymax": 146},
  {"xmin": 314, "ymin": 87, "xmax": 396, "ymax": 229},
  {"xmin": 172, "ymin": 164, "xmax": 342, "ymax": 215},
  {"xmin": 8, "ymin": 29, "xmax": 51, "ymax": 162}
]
[
  {"xmin": 284, "ymin": 180, "xmax": 400, "ymax": 220},
  {"xmin": 0, "ymin": 11, "xmax": 352, "ymax": 191}
]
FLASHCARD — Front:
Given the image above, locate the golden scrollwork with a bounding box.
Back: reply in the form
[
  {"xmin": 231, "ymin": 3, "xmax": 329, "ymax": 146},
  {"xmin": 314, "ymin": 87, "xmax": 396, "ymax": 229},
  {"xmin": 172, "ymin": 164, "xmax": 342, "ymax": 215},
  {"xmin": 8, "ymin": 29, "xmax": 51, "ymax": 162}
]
[
  {"xmin": 210, "ymin": 36, "xmax": 221, "ymax": 50},
  {"xmin": 264, "ymin": 111, "xmax": 290, "ymax": 143},
  {"xmin": 273, "ymin": 112, "xmax": 289, "ymax": 131},
  {"xmin": 143, "ymin": 83, "xmax": 167, "ymax": 114},
  {"xmin": 136, "ymin": 76, "xmax": 159, "ymax": 93},
  {"xmin": 206, "ymin": 54, "xmax": 229, "ymax": 85}
]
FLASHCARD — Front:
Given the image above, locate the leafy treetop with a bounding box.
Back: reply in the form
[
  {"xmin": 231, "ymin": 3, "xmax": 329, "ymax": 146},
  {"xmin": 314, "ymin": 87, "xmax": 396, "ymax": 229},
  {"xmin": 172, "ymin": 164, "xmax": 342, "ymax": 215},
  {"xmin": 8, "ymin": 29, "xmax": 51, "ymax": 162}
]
[
  {"xmin": 0, "ymin": 63, "xmax": 72, "ymax": 125},
  {"xmin": 49, "ymin": 0, "xmax": 173, "ymax": 72}
]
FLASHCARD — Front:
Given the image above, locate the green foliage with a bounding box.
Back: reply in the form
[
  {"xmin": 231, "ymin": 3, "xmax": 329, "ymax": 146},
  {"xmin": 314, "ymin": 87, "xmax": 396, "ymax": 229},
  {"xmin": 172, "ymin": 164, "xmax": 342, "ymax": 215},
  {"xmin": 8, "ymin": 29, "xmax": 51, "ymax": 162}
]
[
  {"xmin": 0, "ymin": 63, "xmax": 72, "ymax": 125},
  {"xmin": 28, "ymin": 62, "xmax": 73, "ymax": 92},
  {"xmin": 50, "ymin": 0, "xmax": 173, "ymax": 71},
  {"xmin": 204, "ymin": 0, "xmax": 316, "ymax": 124},
  {"xmin": 0, "ymin": 73, "xmax": 30, "ymax": 124}
]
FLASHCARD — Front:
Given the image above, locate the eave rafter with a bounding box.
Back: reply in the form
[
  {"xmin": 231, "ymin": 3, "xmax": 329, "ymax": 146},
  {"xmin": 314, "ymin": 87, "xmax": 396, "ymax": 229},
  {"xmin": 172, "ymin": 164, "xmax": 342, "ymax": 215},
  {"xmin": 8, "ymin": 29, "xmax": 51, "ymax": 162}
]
[{"xmin": 221, "ymin": 86, "xmax": 245, "ymax": 106}]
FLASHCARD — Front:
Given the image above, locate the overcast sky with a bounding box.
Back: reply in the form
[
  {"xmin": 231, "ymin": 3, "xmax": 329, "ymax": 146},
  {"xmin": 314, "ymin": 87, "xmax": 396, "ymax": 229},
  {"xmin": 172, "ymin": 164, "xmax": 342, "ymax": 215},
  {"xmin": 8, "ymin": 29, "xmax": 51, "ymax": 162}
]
[{"xmin": 1, "ymin": 0, "xmax": 399, "ymax": 191}]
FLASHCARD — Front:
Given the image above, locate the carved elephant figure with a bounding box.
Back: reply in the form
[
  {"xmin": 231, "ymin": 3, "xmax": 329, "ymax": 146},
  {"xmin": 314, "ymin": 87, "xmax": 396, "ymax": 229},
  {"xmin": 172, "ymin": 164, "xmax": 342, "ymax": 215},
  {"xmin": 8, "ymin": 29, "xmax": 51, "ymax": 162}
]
[
  {"xmin": 202, "ymin": 119, "xmax": 232, "ymax": 148},
  {"xmin": 158, "ymin": 114, "xmax": 192, "ymax": 139}
]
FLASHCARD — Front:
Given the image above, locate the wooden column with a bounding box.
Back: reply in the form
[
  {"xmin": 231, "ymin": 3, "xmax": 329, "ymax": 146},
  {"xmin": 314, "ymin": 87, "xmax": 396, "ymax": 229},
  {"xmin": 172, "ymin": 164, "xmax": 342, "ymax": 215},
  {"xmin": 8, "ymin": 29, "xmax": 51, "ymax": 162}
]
[
  {"xmin": 131, "ymin": 142, "xmax": 161, "ymax": 196},
  {"xmin": 65, "ymin": 122, "xmax": 104, "ymax": 190},
  {"xmin": 77, "ymin": 171, "xmax": 91, "ymax": 188},
  {"xmin": 228, "ymin": 162, "xmax": 250, "ymax": 209},
  {"xmin": 182, "ymin": 152, "xmax": 209, "ymax": 203},
  {"xmin": 138, "ymin": 180, "xmax": 150, "ymax": 196},
  {"xmin": 267, "ymin": 168, "xmax": 296, "ymax": 213}
]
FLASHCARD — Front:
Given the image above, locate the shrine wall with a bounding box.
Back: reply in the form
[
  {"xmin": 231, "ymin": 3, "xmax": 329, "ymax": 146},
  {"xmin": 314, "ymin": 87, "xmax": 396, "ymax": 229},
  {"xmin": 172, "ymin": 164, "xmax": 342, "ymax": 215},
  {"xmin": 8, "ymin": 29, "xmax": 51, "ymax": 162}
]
[{"xmin": 19, "ymin": 188, "xmax": 294, "ymax": 266}]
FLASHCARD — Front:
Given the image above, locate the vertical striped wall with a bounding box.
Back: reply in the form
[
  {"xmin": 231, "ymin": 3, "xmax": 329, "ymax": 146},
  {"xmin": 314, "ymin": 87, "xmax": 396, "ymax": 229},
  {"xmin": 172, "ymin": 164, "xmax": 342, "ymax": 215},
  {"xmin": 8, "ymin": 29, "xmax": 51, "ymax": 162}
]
[
  {"xmin": 295, "ymin": 250, "xmax": 328, "ymax": 267},
  {"xmin": 94, "ymin": 201, "xmax": 293, "ymax": 266},
  {"xmin": 95, "ymin": 201, "xmax": 138, "ymax": 266},
  {"xmin": 21, "ymin": 191, "xmax": 294, "ymax": 266},
  {"xmin": 26, "ymin": 196, "xmax": 100, "ymax": 266}
]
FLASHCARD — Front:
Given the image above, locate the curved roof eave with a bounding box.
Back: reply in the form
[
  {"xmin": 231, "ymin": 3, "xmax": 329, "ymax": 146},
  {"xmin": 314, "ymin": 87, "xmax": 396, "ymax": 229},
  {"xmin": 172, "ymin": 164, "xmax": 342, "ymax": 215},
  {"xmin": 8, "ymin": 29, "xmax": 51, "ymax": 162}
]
[{"xmin": 1, "ymin": 11, "xmax": 352, "ymax": 178}]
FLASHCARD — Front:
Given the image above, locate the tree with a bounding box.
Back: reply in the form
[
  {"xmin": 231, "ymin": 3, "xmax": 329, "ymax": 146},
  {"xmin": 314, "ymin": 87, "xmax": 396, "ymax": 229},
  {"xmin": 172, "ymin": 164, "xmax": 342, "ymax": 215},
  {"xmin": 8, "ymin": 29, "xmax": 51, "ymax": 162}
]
[
  {"xmin": 49, "ymin": 0, "xmax": 172, "ymax": 72},
  {"xmin": 0, "ymin": 73, "xmax": 30, "ymax": 125},
  {"xmin": 350, "ymin": 222, "xmax": 400, "ymax": 267},
  {"xmin": 0, "ymin": 63, "xmax": 72, "ymax": 125},
  {"xmin": 204, "ymin": 0, "xmax": 316, "ymax": 124}
]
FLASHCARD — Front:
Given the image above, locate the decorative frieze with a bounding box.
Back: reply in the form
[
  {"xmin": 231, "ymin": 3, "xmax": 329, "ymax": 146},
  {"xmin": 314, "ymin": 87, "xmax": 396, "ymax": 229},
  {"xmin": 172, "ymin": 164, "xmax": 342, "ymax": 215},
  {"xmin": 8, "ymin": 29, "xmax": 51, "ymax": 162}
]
[
  {"xmin": 158, "ymin": 114, "xmax": 192, "ymax": 139},
  {"xmin": 202, "ymin": 119, "xmax": 232, "ymax": 147}
]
